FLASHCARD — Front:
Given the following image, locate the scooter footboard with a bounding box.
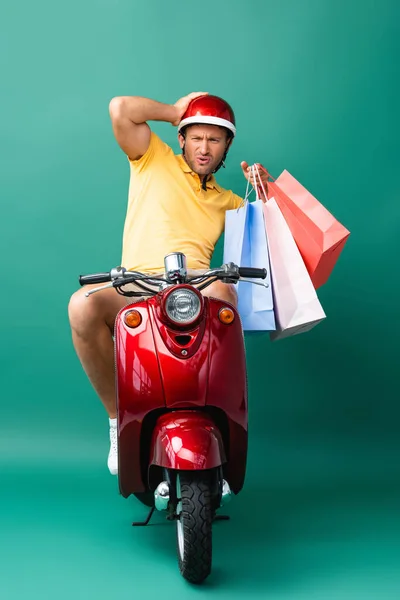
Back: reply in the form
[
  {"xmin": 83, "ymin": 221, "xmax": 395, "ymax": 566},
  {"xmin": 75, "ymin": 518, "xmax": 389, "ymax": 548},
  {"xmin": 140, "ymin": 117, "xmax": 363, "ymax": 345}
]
[{"xmin": 150, "ymin": 410, "xmax": 226, "ymax": 470}]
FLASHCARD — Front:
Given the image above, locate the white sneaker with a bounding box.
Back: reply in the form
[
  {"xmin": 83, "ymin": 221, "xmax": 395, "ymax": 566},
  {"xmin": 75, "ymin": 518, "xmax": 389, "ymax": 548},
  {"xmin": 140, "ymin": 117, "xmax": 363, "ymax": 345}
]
[{"xmin": 108, "ymin": 423, "xmax": 118, "ymax": 475}]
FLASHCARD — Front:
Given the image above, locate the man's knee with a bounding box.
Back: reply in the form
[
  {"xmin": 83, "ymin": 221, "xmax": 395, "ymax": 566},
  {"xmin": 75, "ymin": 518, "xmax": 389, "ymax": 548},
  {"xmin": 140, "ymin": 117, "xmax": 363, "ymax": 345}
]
[
  {"xmin": 68, "ymin": 286, "xmax": 106, "ymax": 336},
  {"xmin": 69, "ymin": 285, "xmax": 127, "ymax": 336},
  {"xmin": 69, "ymin": 288, "xmax": 92, "ymax": 330}
]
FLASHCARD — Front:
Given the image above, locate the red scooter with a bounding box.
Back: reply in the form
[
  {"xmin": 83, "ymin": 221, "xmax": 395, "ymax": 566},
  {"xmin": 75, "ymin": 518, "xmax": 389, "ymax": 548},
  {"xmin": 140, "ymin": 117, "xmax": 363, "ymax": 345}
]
[{"xmin": 79, "ymin": 253, "xmax": 267, "ymax": 584}]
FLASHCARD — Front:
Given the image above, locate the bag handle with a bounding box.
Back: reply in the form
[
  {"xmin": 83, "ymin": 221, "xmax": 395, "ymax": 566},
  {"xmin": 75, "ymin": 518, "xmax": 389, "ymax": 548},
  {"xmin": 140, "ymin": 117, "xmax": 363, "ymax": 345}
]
[
  {"xmin": 237, "ymin": 167, "xmax": 256, "ymax": 210},
  {"xmin": 253, "ymin": 163, "xmax": 277, "ymax": 203},
  {"xmin": 255, "ymin": 163, "xmax": 276, "ymax": 182},
  {"xmin": 252, "ymin": 164, "xmax": 267, "ymax": 203},
  {"xmin": 238, "ymin": 163, "xmax": 276, "ymax": 209}
]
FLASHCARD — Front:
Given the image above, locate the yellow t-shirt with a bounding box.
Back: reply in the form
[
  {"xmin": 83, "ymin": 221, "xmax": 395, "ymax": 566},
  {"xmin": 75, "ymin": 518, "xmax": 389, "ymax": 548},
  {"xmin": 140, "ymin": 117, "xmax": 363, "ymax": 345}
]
[{"xmin": 121, "ymin": 132, "xmax": 242, "ymax": 273}]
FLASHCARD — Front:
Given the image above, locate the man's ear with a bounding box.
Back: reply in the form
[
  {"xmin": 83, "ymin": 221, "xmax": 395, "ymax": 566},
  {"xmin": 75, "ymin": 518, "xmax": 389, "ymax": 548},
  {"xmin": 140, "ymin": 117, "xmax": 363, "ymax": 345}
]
[
  {"xmin": 226, "ymin": 136, "xmax": 233, "ymax": 151},
  {"xmin": 178, "ymin": 133, "xmax": 185, "ymax": 150}
]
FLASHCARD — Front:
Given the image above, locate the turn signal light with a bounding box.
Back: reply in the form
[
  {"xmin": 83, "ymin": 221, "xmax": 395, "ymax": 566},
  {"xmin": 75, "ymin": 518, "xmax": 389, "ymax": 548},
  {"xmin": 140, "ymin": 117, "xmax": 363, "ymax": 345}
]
[
  {"xmin": 218, "ymin": 307, "xmax": 235, "ymax": 324},
  {"xmin": 124, "ymin": 310, "xmax": 142, "ymax": 328}
]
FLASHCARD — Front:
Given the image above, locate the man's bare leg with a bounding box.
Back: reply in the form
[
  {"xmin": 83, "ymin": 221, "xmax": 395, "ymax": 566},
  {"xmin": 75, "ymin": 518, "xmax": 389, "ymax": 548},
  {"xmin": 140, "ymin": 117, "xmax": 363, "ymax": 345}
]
[{"xmin": 68, "ymin": 284, "xmax": 127, "ymax": 419}]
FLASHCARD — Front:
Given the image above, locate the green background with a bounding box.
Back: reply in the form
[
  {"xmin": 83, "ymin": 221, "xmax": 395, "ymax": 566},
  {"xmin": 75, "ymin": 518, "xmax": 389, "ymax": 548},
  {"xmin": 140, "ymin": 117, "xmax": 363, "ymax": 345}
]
[{"xmin": 1, "ymin": 0, "xmax": 399, "ymax": 598}]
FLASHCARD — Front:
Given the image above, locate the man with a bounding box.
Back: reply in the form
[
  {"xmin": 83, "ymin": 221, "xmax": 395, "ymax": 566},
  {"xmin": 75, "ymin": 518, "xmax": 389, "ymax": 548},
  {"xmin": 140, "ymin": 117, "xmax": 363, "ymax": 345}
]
[{"xmin": 68, "ymin": 91, "xmax": 269, "ymax": 475}]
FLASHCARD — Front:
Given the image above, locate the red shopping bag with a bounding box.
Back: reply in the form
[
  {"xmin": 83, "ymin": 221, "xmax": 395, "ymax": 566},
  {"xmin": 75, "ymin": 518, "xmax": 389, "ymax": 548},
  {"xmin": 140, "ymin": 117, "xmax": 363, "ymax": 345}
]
[{"xmin": 256, "ymin": 167, "xmax": 350, "ymax": 289}]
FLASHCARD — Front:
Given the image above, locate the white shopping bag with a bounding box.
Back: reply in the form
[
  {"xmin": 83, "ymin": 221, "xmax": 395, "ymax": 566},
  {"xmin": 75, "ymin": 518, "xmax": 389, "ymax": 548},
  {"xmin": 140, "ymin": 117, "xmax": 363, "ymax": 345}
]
[{"xmin": 263, "ymin": 197, "xmax": 326, "ymax": 340}]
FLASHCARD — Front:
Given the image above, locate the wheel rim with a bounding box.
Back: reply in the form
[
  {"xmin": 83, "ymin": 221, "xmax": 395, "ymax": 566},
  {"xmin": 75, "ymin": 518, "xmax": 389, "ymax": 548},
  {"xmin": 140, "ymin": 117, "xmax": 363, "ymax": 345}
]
[{"xmin": 176, "ymin": 475, "xmax": 184, "ymax": 560}]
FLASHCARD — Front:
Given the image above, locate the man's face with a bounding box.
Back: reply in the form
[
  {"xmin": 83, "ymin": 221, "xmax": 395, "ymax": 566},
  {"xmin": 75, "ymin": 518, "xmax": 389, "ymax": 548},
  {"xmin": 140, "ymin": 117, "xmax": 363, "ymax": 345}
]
[{"xmin": 178, "ymin": 124, "xmax": 231, "ymax": 177}]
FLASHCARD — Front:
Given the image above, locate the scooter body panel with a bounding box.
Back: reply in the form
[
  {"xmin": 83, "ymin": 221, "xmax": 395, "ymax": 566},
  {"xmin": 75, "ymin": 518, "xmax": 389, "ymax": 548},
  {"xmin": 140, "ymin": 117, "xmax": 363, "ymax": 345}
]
[{"xmin": 115, "ymin": 292, "xmax": 248, "ymax": 499}]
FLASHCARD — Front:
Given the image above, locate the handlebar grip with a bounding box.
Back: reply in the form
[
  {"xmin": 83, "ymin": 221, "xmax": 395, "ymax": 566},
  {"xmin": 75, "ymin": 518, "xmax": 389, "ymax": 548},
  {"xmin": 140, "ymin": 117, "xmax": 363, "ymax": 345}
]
[
  {"xmin": 238, "ymin": 267, "xmax": 267, "ymax": 279},
  {"xmin": 79, "ymin": 273, "xmax": 112, "ymax": 286}
]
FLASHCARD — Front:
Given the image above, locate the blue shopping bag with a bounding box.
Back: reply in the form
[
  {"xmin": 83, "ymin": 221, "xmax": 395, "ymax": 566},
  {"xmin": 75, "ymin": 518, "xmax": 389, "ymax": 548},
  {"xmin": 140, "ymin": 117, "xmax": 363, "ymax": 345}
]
[{"xmin": 223, "ymin": 199, "xmax": 276, "ymax": 331}]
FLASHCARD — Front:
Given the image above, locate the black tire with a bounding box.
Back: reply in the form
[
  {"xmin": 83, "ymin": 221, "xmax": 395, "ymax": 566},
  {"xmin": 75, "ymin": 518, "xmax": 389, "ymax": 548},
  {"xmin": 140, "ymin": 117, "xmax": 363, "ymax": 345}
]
[{"xmin": 176, "ymin": 471, "xmax": 213, "ymax": 584}]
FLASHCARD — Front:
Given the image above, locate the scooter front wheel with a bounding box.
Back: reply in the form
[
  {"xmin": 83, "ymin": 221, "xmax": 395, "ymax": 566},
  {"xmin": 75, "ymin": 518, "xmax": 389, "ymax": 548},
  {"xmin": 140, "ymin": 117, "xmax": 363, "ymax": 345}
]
[{"xmin": 176, "ymin": 471, "xmax": 213, "ymax": 584}]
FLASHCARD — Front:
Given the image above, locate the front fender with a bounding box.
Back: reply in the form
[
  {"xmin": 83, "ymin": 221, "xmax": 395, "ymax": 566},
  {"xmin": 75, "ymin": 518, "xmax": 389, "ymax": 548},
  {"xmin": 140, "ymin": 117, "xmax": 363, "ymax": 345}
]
[{"xmin": 150, "ymin": 411, "xmax": 226, "ymax": 470}]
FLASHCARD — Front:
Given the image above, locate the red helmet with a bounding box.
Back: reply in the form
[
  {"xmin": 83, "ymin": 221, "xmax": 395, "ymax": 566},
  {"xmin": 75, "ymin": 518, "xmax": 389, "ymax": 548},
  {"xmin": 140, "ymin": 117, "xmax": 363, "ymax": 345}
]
[{"xmin": 178, "ymin": 95, "xmax": 236, "ymax": 137}]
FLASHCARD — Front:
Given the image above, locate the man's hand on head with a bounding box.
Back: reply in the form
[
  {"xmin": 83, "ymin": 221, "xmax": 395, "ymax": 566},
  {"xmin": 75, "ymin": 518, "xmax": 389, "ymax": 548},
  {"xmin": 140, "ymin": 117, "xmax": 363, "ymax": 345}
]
[{"xmin": 171, "ymin": 92, "xmax": 209, "ymax": 126}]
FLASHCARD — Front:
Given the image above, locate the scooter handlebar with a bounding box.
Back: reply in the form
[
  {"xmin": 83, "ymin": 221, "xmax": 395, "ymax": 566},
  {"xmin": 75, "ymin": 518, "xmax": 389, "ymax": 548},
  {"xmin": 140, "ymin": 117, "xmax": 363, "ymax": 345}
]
[
  {"xmin": 78, "ymin": 266, "xmax": 267, "ymax": 287},
  {"xmin": 79, "ymin": 273, "xmax": 112, "ymax": 286},
  {"xmin": 238, "ymin": 267, "xmax": 267, "ymax": 279}
]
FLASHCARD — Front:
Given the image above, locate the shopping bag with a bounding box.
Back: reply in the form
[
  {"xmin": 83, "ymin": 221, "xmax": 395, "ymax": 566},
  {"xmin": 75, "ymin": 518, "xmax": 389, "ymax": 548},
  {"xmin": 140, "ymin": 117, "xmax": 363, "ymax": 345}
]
[
  {"xmin": 258, "ymin": 167, "xmax": 350, "ymax": 289},
  {"xmin": 250, "ymin": 164, "xmax": 326, "ymax": 340},
  {"xmin": 263, "ymin": 197, "xmax": 326, "ymax": 340},
  {"xmin": 223, "ymin": 199, "xmax": 276, "ymax": 331}
]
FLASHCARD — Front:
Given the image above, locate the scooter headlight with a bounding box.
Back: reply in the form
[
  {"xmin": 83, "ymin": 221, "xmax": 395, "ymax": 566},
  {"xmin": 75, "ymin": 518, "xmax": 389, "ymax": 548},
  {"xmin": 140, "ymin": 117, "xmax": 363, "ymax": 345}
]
[{"xmin": 164, "ymin": 288, "xmax": 202, "ymax": 325}]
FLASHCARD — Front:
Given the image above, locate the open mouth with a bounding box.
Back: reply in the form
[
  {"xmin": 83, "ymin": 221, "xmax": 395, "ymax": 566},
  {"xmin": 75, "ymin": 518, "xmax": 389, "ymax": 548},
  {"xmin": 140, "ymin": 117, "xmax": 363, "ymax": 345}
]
[{"xmin": 196, "ymin": 157, "xmax": 211, "ymax": 166}]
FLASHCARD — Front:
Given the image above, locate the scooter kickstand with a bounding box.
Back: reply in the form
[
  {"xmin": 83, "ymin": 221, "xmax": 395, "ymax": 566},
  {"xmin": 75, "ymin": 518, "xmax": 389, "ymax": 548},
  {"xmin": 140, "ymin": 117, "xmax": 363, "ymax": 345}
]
[
  {"xmin": 213, "ymin": 514, "xmax": 230, "ymax": 521},
  {"xmin": 132, "ymin": 506, "xmax": 155, "ymax": 527}
]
